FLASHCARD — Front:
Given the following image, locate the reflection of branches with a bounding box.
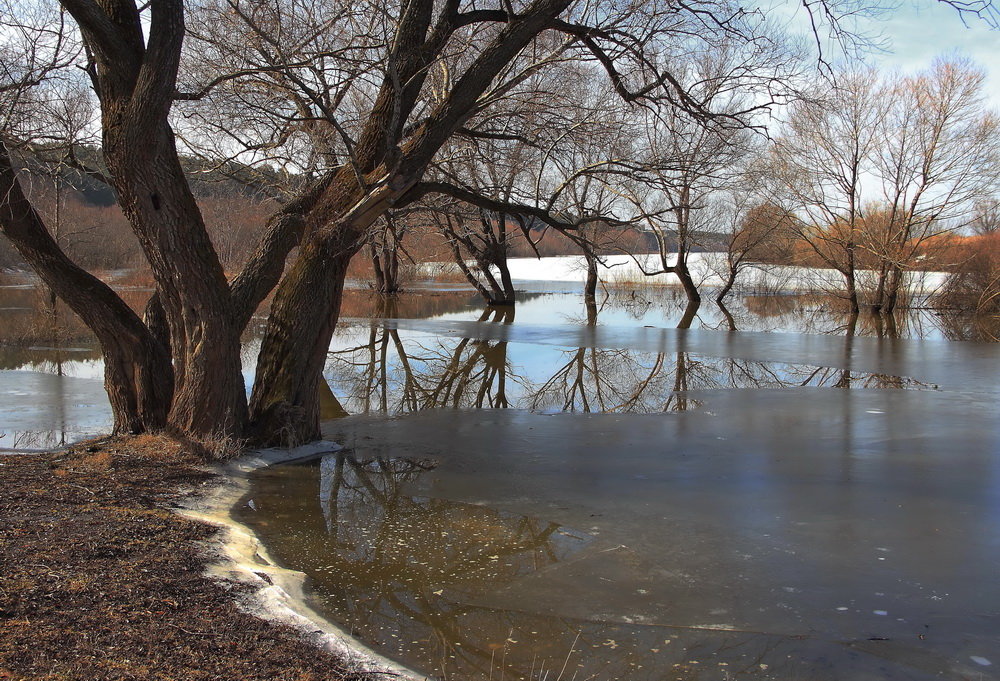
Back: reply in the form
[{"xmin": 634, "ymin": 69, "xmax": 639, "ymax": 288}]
[
  {"xmin": 529, "ymin": 343, "xmax": 933, "ymax": 415},
  {"xmin": 529, "ymin": 347, "xmax": 643, "ymax": 413},
  {"xmin": 423, "ymin": 331, "xmax": 512, "ymax": 410},
  {"xmin": 327, "ymin": 317, "xmax": 932, "ymax": 418},
  {"xmin": 327, "ymin": 310, "xmax": 520, "ymax": 414},
  {"xmin": 936, "ymin": 310, "xmax": 1000, "ymax": 343},
  {"xmin": 310, "ymin": 453, "xmax": 589, "ymax": 680},
  {"xmin": 663, "ymin": 352, "xmax": 704, "ymax": 412}
]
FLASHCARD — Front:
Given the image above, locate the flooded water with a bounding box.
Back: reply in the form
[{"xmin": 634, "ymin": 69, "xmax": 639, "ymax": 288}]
[
  {"xmin": 6, "ymin": 275, "xmax": 993, "ymax": 450},
  {"xmin": 4, "ymin": 273, "xmax": 1000, "ymax": 676},
  {"xmin": 237, "ymin": 293, "xmax": 1000, "ymax": 681}
]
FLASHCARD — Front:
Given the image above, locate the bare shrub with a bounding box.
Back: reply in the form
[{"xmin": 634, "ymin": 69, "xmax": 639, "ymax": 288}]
[{"xmin": 937, "ymin": 234, "xmax": 1000, "ymax": 314}]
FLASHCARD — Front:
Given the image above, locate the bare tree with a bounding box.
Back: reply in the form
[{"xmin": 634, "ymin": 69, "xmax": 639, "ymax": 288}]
[
  {"xmin": 0, "ymin": 1, "xmax": 174, "ymax": 434},
  {"xmin": 419, "ymin": 62, "xmax": 623, "ymax": 306},
  {"xmin": 0, "ymin": 0, "xmax": 905, "ymax": 450},
  {"xmin": 773, "ymin": 59, "xmax": 1000, "ymax": 314},
  {"xmin": 367, "ymin": 210, "xmax": 416, "ymax": 296},
  {"xmin": 621, "ymin": 50, "xmax": 768, "ymax": 304},
  {"xmin": 715, "ymin": 195, "xmax": 798, "ymax": 304},
  {"xmin": 868, "ymin": 57, "xmax": 1000, "ymax": 312},
  {"xmin": 435, "ymin": 204, "xmax": 523, "ymax": 305},
  {"xmin": 970, "ymin": 198, "xmax": 1000, "ymax": 235},
  {"xmin": 771, "ymin": 67, "xmax": 885, "ymax": 312}
]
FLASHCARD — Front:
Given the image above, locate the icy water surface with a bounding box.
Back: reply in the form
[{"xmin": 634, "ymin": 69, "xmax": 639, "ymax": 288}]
[
  {"xmin": 7, "ymin": 278, "xmax": 994, "ymax": 449},
  {"xmin": 239, "ymin": 317, "xmax": 1000, "ymax": 681},
  {"xmin": 0, "ymin": 345, "xmax": 107, "ymax": 451}
]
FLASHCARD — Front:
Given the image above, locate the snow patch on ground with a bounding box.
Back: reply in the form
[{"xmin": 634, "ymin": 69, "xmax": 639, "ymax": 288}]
[{"xmin": 422, "ymin": 253, "xmax": 949, "ymax": 294}]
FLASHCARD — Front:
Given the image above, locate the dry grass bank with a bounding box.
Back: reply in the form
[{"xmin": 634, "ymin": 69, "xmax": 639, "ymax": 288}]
[{"xmin": 0, "ymin": 435, "xmax": 371, "ymax": 681}]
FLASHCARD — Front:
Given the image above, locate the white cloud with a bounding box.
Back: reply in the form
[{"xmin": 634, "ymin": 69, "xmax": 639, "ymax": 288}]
[{"xmin": 845, "ymin": 2, "xmax": 999, "ymax": 105}]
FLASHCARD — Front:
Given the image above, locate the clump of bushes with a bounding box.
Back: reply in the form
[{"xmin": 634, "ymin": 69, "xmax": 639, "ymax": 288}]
[{"xmin": 937, "ymin": 234, "xmax": 1000, "ymax": 315}]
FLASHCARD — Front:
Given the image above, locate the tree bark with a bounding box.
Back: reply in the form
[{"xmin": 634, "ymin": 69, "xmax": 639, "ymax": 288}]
[
  {"xmin": 248, "ymin": 179, "xmax": 403, "ymax": 445},
  {"xmin": 871, "ymin": 263, "xmax": 889, "ymax": 312},
  {"xmin": 103, "ymin": 120, "xmax": 247, "ymax": 437},
  {"xmin": 249, "ymin": 234, "xmax": 359, "ymax": 445},
  {"xmin": 0, "ymin": 143, "xmax": 172, "ymax": 433},
  {"xmin": 371, "ymin": 243, "xmax": 388, "ymax": 294},
  {"xmin": 495, "ymin": 249, "xmax": 516, "ymax": 306},
  {"xmin": 584, "ymin": 251, "xmax": 599, "ymax": 302},
  {"xmin": 62, "ymin": 0, "xmax": 248, "ymax": 439},
  {"xmin": 844, "ymin": 245, "xmax": 860, "ymax": 313}
]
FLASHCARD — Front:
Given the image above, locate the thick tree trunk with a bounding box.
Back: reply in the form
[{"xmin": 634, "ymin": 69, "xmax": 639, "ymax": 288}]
[
  {"xmin": 54, "ymin": 0, "xmax": 248, "ymax": 440},
  {"xmin": 247, "ymin": 174, "xmax": 403, "ymax": 445},
  {"xmin": 0, "ymin": 144, "xmax": 172, "ymax": 433},
  {"xmin": 249, "ymin": 236, "xmax": 358, "ymax": 445},
  {"xmin": 103, "ymin": 121, "xmax": 247, "ymax": 438},
  {"xmin": 229, "ymin": 176, "xmax": 333, "ymax": 328}
]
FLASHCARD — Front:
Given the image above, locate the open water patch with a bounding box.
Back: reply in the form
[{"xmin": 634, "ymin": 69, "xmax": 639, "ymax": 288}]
[{"xmin": 240, "ymin": 392, "xmax": 1000, "ymax": 681}]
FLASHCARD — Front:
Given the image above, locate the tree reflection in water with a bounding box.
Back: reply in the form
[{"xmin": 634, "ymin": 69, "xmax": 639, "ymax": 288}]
[
  {"xmin": 246, "ymin": 453, "xmax": 931, "ymax": 681},
  {"xmin": 310, "ymin": 453, "xmax": 592, "ymax": 680},
  {"xmin": 324, "ymin": 306, "xmax": 932, "ymax": 417}
]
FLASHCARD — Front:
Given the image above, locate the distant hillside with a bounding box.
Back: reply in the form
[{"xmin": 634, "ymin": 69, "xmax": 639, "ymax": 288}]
[{"xmin": 19, "ymin": 145, "xmax": 292, "ymax": 207}]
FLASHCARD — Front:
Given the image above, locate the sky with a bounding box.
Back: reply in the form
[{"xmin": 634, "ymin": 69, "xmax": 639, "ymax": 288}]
[
  {"xmin": 870, "ymin": 1, "xmax": 1000, "ymax": 104},
  {"xmin": 781, "ymin": 0, "xmax": 1000, "ymax": 106}
]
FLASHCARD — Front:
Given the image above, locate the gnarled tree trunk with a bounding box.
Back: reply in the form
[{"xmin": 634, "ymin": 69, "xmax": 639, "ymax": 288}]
[
  {"xmin": 249, "ymin": 236, "xmax": 359, "ymax": 445},
  {"xmin": 102, "ymin": 114, "xmax": 247, "ymax": 438},
  {"xmin": 249, "ymin": 179, "xmax": 404, "ymax": 444}
]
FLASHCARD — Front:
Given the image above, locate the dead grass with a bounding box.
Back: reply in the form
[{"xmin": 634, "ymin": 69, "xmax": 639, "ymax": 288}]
[{"xmin": 0, "ymin": 434, "xmax": 374, "ymax": 681}]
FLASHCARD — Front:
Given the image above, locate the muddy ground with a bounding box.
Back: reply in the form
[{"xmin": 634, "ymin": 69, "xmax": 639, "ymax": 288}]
[{"xmin": 0, "ymin": 436, "xmax": 372, "ymax": 681}]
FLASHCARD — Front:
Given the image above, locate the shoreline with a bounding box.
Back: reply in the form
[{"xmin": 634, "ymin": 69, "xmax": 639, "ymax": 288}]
[
  {"xmin": 176, "ymin": 441, "xmax": 424, "ymax": 681},
  {"xmin": 0, "ymin": 435, "xmax": 422, "ymax": 681}
]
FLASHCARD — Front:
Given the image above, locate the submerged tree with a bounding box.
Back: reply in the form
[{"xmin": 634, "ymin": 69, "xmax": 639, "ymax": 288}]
[
  {"xmin": 771, "ymin": 68, "xmax": 883, "ymax": 312},
  {"xmin": 715, "ymin": 198, "xmax": 798, "ymax": 303},
  {"xmin": 868, "ymin": 58, "xmax": 1000, "ymax": 313},
  {"xmin": 621, "ymin": 50, "xmax": 763, "ymax": 304},
  {"xmin": 773, "ymin": 59, "xmax": 1000, "ymax": 313},
  {"xmin": 367, "ymin": 211, "xmax": 411, "ymax": 296},
  {"xmin": 433, "ymin": 201, "xmax": 523, "ymax": 306}
]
